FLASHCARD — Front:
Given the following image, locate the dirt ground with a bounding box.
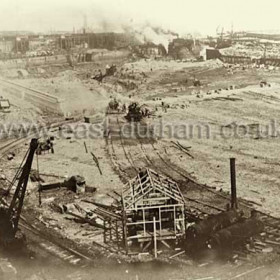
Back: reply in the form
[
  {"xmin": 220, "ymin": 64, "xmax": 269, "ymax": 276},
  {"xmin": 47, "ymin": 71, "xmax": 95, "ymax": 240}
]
[
  {"xmin": 3, "ymin": 56, "xmax": 280, "ymax": 226},
  {"xmin": 151, "ymin": 83, "xmax": 280, "ymax": 217},
  {"xmin": 2, "ymin": 57, "xmax": 280, "ymax": 278},
  {"xmin": 13, "ymin": 58, "xmax": 280, "ymax": 217}
]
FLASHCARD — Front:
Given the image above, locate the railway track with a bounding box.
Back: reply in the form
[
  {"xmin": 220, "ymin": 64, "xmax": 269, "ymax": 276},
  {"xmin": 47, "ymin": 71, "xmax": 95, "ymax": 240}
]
[
  {"xmin": 0, "ymin": 119, "xmax": 98, "ymax": 266},
  {"xmin": 19, "ymin": 218, "xmax": 92, "ymax": 265},
  {"xmin": 111, "ymin": 116, "xmax": 226, "ymax": 216},
  {"xmin": 0, "ymin": 137, "xmax": 30, "ymax": 158},
  {"xmin": 0, "ymin": 119, "xmax": 75, "ymax": 155},
  {"xmin": 106, "ymin": 113, "xmax": 280, "ymax": 272},
  {"xmin": 137, "ymin": 131, "xmax": 280, "ymax": 264}
]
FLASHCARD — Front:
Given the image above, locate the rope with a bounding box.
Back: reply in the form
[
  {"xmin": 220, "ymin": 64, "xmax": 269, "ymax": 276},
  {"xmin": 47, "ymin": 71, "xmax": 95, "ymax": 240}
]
[{"xmin": 37, "ymin": 152, "xmax": 42, "ymax": 207}]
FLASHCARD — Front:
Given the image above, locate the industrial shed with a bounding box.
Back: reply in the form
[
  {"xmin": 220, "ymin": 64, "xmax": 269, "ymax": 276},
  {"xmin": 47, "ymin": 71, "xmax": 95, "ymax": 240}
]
[
  {"xmin": 0, "ymin": 99, "xmax": 10, "ymax": 111},
  {"xmin": 121, "ymin": 169, "xmax": 186, "ymax": 255}
]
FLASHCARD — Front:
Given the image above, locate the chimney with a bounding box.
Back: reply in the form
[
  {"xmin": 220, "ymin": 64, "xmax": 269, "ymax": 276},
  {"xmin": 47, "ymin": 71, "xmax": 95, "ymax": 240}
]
[{"xmin": 230, "ymin": 158, "xmax": 238, "ymax": 209}]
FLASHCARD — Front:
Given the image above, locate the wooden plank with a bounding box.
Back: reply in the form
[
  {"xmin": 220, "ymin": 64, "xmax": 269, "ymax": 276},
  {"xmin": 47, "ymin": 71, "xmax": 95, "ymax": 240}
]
[
  {"xmin": 142, "ymin": 197, "xmax": 170, "ymax": 202},
  {"xmin": 228, "ymin": 266, "xmax": 264, "ymax": 279},
  {"xmin": 143, "ymin": 241, "xmax": 151, "ymax": 252},
  {"xmin": 133, "ymin": 203, "xmax": 185, "ymax": 211},
  {"xmin": 153, "ymin": 216, "xmax": 157, "ymax": 258},
  {"xmin": 153, "ymin": 182, "xmax": 183, "ymax": 203},
  {"xmin": 160, "ymin": 240, "xmax": 171, "ymax": 249},
  {"xmin": 126, "ymin": 220, "xmax": 160, "ymax": 226},
  {"xmin": 143, "ymin": 208, "xmax": 146, "ymax": 237},
  {"xmin": 169, "ymin": 250, "xmax": 185, "ymax": 259},
  {"xmin": 265, "ymin": 239, "xmax": 280, "ymax": 246},
  {"xmin": 138, "ymin": 174, "xmax": 144, "ymax": 194}
]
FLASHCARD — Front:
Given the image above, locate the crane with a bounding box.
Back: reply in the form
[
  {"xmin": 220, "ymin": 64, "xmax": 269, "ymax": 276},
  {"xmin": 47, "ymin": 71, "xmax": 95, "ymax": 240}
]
[
  {"xmin": 216, "ymin": 25, "xmax": 224, "ymax": 41},
  {"xmin": 0, "ymin": 139, "xmax": 38, "ymax": 247}
]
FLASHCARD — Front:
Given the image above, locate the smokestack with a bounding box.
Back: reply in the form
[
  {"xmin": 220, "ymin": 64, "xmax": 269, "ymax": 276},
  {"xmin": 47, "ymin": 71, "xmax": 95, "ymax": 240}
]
[{"xmin": 230, "ymin": 158, "xmax": 238, "ymax": 209}]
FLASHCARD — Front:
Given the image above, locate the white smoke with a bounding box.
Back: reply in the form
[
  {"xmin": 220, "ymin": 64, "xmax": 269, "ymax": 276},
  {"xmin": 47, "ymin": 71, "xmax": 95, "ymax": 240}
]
[
  {"xmin": 87, "ymin": 12, "xmax": 178, "ymax": 51},
  {"xmin": 129, "ymin": 24, "xmax": 178, "ymax": 51}
]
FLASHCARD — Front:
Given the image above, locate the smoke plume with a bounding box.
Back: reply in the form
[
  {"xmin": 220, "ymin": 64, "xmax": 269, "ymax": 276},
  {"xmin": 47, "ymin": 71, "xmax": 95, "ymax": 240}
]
[
  {"xmin": 88, "ymin": 12, "xmax": 178, "ymax": 51},
  {"xmin": 123, "ymin": 23, "xmax": 178, "ymax": 51}
]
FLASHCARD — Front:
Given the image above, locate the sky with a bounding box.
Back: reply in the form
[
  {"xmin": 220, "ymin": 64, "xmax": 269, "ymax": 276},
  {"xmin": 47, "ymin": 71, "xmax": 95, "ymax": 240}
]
[{"xmin": 0, "ymin": 0, "xmax": 280, "ymax": 35}]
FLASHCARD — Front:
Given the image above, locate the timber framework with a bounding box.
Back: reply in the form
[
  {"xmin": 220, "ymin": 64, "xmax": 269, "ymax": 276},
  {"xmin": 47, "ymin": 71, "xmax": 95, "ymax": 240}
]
[{"xmin": 121, "ymin": 168, "xmax": 186, "ymax": 255}]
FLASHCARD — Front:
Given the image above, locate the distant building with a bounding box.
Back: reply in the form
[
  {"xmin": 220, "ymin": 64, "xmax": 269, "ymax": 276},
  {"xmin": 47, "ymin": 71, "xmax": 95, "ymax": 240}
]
[
  {"xmin": 206, "ymin": 49, "xmax": 222, "ymax": 60},
  {"xmin": 57, "ymin": 32, "xmax": 138, "ymax": 50},
  {"xmin": 14, "ymin": 36, "xmax": 29, "ymax": 53},
  {"xmin": 136, "ymin": 42, "xmax": 167, "ymax": 58},
  {"xmin": 0, "ymin": 39, "xmax": 13, "ymax": 53},
  {"xmin": 0, "ymin": 35, "xmax": 29, "ymax": 58},
  {"xmin": 168, "ymin": 38, "xmax": 195, "ymax": 60}
]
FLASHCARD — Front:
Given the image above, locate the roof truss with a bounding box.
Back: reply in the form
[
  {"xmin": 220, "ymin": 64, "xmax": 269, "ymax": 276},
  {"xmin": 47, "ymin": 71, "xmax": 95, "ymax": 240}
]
[{"xmin": 122, "ymin": 169, "xmax": 185, "ymax": 210}]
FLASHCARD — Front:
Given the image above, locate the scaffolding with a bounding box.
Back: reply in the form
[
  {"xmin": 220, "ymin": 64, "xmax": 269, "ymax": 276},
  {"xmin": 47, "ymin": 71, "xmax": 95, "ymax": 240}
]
[{"xmin": 121, "ymin": 168, "xmax": 186, "ymax": 255}]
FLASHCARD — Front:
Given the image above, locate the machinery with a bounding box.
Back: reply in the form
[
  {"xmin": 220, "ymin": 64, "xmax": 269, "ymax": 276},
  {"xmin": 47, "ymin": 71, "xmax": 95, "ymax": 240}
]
[
  {"xmin": 260, "ymin": 80, "xmax": 271, "ymax": 87},
  {"xmin": 107, "ymin": 98, "xmax": 121, "ymax": 114},
  {"xmin": 186, "ymin": 210, "xmax": 243, "ymax": 240},
  {"xmin": 36, "ymin": 137, "xmax": 54, "ymax": 155},
  {"xmin": 125, "ymin": 102, "xmax": 142, "ymax": 122},
  {"xmin": 193, "ymin": 78, "xmax": 201, "ymax": 87},
  {"xmin": 39, "ymin": 175, "xmax": 86, "ymax": 194},
  {"xmin": 185, "ymin": 209, "xmax": 243, "ymax": 254},
  {"xmin": 0, "ymin": 139, "xmax": 38, "ymax": 247},
  {"xmin": 126, "ymin": 102, "xmax": 150, "ymax": 122},
  {"xmin": 184, "ymin": 159, "xmax": 264, "ymax": 259},
  {"xmin": 125, "ymin": 102, "xmax": 151, "ymax": 122},
  {"xmin": 207, "ymin": 214, "xmax": 264, "ymax": 253},
  {"xmin": 105, "ymin": 64, "xmax": 117, "ymax": 76},
  {"xmin": 93, "ymin": 65, "xmax": 117, "ymax": 83}
]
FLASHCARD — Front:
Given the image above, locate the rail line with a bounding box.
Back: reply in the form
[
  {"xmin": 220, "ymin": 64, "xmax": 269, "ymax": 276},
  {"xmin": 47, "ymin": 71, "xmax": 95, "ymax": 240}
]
[
  {"xmin": 107, "ymin": 115, "xmax": 225, "ymax": 217},
  {"xmin": 106, "ymin": 114, "xmax": 280, "ymax": 272},
  {"xmin": 0, "ymin": 119, "xmax": 76, "ymax": 156},
  {"xmin": 116, "ymin": 117, "xmax": 138, "ymax": 174},
  {"xmin": 134, "ymin": 126, "xmax": 280, "ymax": 261},
  {"xmin": 108, "ymin": 115, "xmax": 225, "ymax": 212},
  {"xmin": 0, "ymin": 118, "xmax": 98, "ymax": 266},
  {"xmin": 20, "ymin": 219, "xmax": 93, "ymax": 265}
]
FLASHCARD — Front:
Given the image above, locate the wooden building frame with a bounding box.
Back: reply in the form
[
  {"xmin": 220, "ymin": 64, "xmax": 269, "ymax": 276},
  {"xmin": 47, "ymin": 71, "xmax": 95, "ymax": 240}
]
[{"xmin": 121, "ymin": 168, "xmax": 186, "ymax": 254}]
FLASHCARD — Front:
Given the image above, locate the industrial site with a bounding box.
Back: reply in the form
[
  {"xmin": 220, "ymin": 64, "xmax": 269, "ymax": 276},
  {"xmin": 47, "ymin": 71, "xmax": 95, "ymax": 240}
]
[{"xmin": 2, "ymin": 1, "xmax": 280, "ymax": 279}]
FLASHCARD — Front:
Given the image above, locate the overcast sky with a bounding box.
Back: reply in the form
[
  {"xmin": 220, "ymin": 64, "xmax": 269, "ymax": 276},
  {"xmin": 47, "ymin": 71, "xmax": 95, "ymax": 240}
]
[{"xmin": 0, "ymin": 0, "xmax": 280, "ymax": 35}]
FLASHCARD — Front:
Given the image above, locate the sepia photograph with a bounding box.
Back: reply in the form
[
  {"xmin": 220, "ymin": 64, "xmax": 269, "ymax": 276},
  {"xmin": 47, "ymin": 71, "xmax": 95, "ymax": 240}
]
[{"xmin": 0, "ymin": 0, "xmax": 280, "ymax": 279}]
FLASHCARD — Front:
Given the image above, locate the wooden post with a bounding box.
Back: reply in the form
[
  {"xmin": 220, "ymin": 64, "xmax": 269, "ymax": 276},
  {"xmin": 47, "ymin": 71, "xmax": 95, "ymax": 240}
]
[
  {"xmin": 103, "ymin": 220, "xmax": 106, "ymax": 243},
  {"xmin": 109, "ymin": 220, "xmax": 112, "ymax": 241},
  {"xmin": 123, "ymin": 215, "xmax": 128, "ymax": 254},
  {"xmin": 183, "ymin": 205, "xmax": 186, "ymax": 233},
  {"xmin": 116, "ymin": 221, "xmax": 120, "ymax": 249},
  {"xmin": 122, "ymin": 197, "xmax": 128, "ymax": 254},
  {"xmin": 143, "ymin": 209, "xmax": 146, "ymax": 237},
  {"xmin": 159, "ymin": 208, "xmax": 162, "ymax": 235},
  {"xmin": 230, "ymin": 158, "xmax": 238, "ymax": 209},
  {"xmin": 174, "ymin": 205, "xmax": 176, "ymax": 235},
  {"xmin": 84, "ymin": 141, "xmax": 88, "ymax": 153},
  {"xmin": 153, "ymin": 216, "xmax": 157, "ymax": 258}
]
